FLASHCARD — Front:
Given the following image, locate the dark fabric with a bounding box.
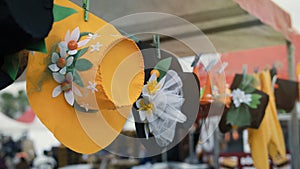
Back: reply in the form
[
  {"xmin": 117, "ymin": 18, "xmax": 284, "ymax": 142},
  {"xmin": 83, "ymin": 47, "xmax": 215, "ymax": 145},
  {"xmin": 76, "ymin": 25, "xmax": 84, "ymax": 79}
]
[
  {"xmin": 0, "ymin": 0, "xmax": 53, "ymax": 57},
  {"xmin": 218, "ymin": 74, "xmax": 269, "ymax": 133},
  {"xmin": 274, "ymin": 79, "xmax": 298, "ymax": 112},
  {"xmin": 0, "ymin": 51, "xmax": 28, "ymax": 90},
  {"xmin": 132, "ymin": 41, "xmax": 200, "ymax": 152}
]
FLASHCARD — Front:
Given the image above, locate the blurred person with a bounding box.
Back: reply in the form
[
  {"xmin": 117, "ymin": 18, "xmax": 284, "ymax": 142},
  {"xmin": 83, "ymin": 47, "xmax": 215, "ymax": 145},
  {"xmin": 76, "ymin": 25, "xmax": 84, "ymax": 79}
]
[
  {"xmin": 15, "ymin": 157, "xmax": 29, "ymax": 169},
  {"xmin": 0, "ymin": 151, "xmax": 7, "ymax": 169},
  {"xmin": 33, "ymin": 150, "xmax": 56, "ymax": 169}
]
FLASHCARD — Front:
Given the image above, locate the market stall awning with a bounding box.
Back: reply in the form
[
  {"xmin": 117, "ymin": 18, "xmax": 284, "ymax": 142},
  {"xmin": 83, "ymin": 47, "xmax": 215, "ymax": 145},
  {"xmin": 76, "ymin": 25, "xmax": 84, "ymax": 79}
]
[{"xmin": 234, "ymin": 0, "xmax": 300, "ymax": 70}]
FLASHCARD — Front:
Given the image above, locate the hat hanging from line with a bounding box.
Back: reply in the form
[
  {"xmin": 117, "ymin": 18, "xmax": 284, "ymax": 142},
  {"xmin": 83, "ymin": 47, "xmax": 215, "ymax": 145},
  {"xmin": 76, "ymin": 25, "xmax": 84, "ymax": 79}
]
[
  {"xmin": 270, "ymin": 67, "xmax": 299, "ymax": 113},
  {"xmin": 218, "ymin": 73, "xmax": 269, "ymax": 133},
  {"xmin": 0, "ymin": 0, "xmax": 54, "ymax": 90},
  {"xmin": 0, "ymin": 0, "xmax": 53, "ymax": 57},
  {"xmin": 132, "ymin": 41, "xmax": 200, "ymax": 152},
  {"xmin": 26, "ymin": 0, "xmax": 144, "ymax": 154}
]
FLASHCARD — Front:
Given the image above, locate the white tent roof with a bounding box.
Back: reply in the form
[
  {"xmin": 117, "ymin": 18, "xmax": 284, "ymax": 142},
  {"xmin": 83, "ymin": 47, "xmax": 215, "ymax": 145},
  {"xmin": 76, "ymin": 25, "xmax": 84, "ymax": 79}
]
[
  {"xmin": 0, "ymin": 112, "xmax": 60, "ymax": 155},
  {"xmin": 272, "ymin": 0, "xmax": 300, "ymax": 33}
]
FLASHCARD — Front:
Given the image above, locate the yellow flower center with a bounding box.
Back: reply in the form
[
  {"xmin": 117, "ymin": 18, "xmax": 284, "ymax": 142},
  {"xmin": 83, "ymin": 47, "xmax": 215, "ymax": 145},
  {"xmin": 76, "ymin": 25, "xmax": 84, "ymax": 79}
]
[
  {"xmin": 138, "ymin": 99, "xmax": 154, "ymax": 114},
  {"xmin": 147, "ymin": 80, "xmax": 160, "ymax": 95}
]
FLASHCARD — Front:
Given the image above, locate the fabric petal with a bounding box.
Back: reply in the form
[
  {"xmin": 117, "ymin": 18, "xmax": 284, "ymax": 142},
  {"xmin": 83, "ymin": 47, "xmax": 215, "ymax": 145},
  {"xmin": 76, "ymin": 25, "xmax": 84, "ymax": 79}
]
[
  {"xmin": 59, "ymin": 42, "xmax": 68, "ymax": 52},
  {"xmin": 48, "ymin": 64, "xmax": 59, "ymax": 72},
  {"xmin": 147, "ymin": 112, "xmax": 157, "ymax": 123},
  {"xmin": 72, "ymin": 85, "xmax": 82, "ymax": 97},
  {"xmin": 68, "ymin": 50, "xmax": 77, "ymax": 55},
  {"xmin": 78, "ymin": 39, "xmax": 90, "ymax": 47},
  {"xmin": 66, "ymin": 72, "xmax": 73, "ymax": 82},
  {"xmin": 64, "ymin": 30, "xmax": 71, "ymax": 42},
  {"xmin": 64, "ymin": 91, "xmax": 74, "ymax": 106},
  {"xmin": 59, "ymin": 67, "xmax": 66, "ymax": 75},
  {"xmin": 52, "ymin": 85, "xmax": 62, "ymax": 98},
  {"xmin": 148, "ymin": 73, "xmax": 157, "ymax": 82},
  {"xmin": 142, "ymin": 85, "xmax": 149, "ymax": 96},
  {"xmin": 136, "ymin": 99, "xmax": 142, "ymax": 108},
  {"xmin": 51, "ymin": 52, "xmax": 59, "ymax": 63},
  {"xmin": 144, "ymin": 124, "xmax": 149, "ymax": 140},
  {"xmin": 59, "ymin": 47, "xmax": 67, "ymax": 59},
  {"xmin": 66, "ymin": 57, "xmax": 74, "ymax": 66},
  {"xmin": 71, "ymin": 27, "xmax": 80, "ymax": 41},
  {"xmin": 148, "ymin": 123, "xmax": 154, "ymax": 132},
  {"xmin": 139, "ymin": 111, "xmax": 147, "ymax": 122},
  {"xmin": 52, "ymin": 73, "xmax": 65, "ymax": 83}
]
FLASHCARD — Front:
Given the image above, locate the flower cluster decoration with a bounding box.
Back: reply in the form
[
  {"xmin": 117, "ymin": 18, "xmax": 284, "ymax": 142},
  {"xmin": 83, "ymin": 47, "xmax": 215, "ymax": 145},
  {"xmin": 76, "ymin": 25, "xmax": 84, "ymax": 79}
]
[
  {"xmin": 48, "ymin": 27, "xmax": 100, "ymax": 110},
  {"xmin": 226, "ymin": 74, "xmax": 262, "ymax": 127},
  {"xmin": 136, "ymin": 57, "xmax": 187, "ymax": 147}
]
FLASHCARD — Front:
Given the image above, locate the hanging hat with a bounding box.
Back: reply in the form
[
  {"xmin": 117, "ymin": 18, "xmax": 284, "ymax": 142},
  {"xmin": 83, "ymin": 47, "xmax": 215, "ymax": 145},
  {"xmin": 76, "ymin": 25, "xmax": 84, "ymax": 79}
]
[
  {"xmin": 270, "ymin": 66, "xmax": 299, "ymax": 113},
  {"xmin": 132, "ymin": 41, "xmax": 200, "ymax": 153},
  {"xmin": 218, "ymin": 74, "xmax": 269, "ymax": 133},
  {"xmin": 0, "ymin": 0, "xmax": 53, "ymax": 90},
  {"xmin": 0, "ymin": 0, "xmax": 53, "ymax": 57},
  {"xmin": 274, "ymin": 78, "xmax": 298, "ymax": 112},
  {"xmin": 26, "ymin": 0, "xmax": 144, "ymax": 154}
]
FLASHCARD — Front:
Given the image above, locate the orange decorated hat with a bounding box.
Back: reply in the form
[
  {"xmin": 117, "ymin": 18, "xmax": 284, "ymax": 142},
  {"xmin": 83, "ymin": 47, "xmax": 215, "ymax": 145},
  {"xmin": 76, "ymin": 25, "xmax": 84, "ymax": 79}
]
[{"xmin": 26, "ymin": 0, "xmax": 144, "ymax": 154}]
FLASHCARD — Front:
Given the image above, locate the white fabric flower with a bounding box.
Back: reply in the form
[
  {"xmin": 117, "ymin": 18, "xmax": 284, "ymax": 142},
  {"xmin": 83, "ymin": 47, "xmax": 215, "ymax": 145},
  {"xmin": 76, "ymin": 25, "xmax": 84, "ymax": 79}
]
[
  {"xmin": 80, "ymin": 102, "xmax": 90, "ymax": 112},
  {"xmin": 90, "ymin": 42, "xmax": 102, "ymax": 52},
  {"xmin": 48, "ymin": 45, "xmax": 73, "ymax": 75},
  {"xmin": 231, "ymin": 88, "xmax": 252, "ymax": 108},
  {"xmin": 87, "ymin": 81, "xmax": 98, "ymax": 93},
  {"xmin": 88, "ymin": 33, "xmax": 100, "ymax": 40},
  {"xmin": 136, "ymin": 70, "xmax": 186, "ymax": 147},
  {"xmin": 52, "ymin": 72, "xmax": 82, "ymax": 106},
  {"xmin": 60, "ymin": 27, "xmax": 90, "ymax": 55}
]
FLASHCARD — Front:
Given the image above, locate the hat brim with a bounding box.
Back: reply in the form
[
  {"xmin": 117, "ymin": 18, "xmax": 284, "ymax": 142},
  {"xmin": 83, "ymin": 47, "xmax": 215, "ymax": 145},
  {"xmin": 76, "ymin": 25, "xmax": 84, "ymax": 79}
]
[{"xmin": 26, "ymin": 0, "xmax": 144, "ymax": 154}]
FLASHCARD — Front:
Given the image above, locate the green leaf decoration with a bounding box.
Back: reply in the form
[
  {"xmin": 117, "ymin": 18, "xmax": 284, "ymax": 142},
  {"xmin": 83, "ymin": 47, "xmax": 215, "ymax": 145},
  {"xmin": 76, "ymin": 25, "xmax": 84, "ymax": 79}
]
[
  {"xmin": 26, "ymin": 40, "xmax": 47, "ymax": 53},
  {"xmin": 74, "ymin": 101, "xmax": 98, "ymax": 113},
  {"xmin": 154, "ymin": 57, "xmax": 172, "ymax": 80},
  {"xmin": 75, "ymin": 58, "xmax": 93, "ymax": 71},
  {"xmin": 74, "ymin": 47, "xmax": 89, "ymax": 59},
  {"xmin": 200, "ymin": 87, "xmax": 204, "ymax": 99},
  {"xmin": 2, "ymin": 53, "xmax": 20, "ymax": 80},
  {"xmin": 249, "ymin": 94, "xmax": 262, "ymax": 109},
  {"xmin": 226, "ymin": 104, "xmax": 251, "ymax": 127},
  {"xmin": 79, "ymin": 32, "xmax": 92, "ymax": 39},
  {"xmin": 243, "ymin": 86, "xmax": 255, "ymax": 93},
  {"xmin": 239, "ymin": 74, "xmax": 258, "ymax": 90},
  {"xmin": 73, "ymin": 70, "xmax": 84, "ymax": 87},
  {"xmin": 53, "ymin": 4, "xmax": 78, "ymax": 22}
]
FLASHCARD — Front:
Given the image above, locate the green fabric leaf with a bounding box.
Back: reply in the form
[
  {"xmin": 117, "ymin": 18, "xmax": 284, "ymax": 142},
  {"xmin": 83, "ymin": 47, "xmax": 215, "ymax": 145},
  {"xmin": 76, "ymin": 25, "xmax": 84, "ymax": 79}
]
[
  {"xmin": 26, "ymin": 40, "xmax": 47, "ymax": 53},
  {"xmin": 249, "ymin": 94, "xmax": 262, "ymax": 109},
  {"xmin": 200, "ymin": 87, "xmax": 204, "ymax": 99},
  {"xmin": 2, "ymin": 53, "xmax": 20, "ymax": 80},
  {"xmin": 226, "ymin": 106, "xmax": 239, "ymax": 125},
  {"xmin": 226, "ymin": 104, "xmax": 251, "ymax": 127},
  {"xmin": 73, "ymin": 70, "xmax": 84, "ymax": 87},
  {"xmin": 74, "ymin": 101, "xmax": 98, "ymax": 113},
  {"xmin": 53, "ymin": 4, "xmax": 77, "ymax": 22},
  {"xmin": 79, "ymin": 32, "xmax": 92, "ymax": 39},
  {"xmin": 243, "ymin": 86, "xmax": 255, "ymax": 93},
  {"xmin": 154, "ymin": 57, "xmax": 172, "ymax": 80},
  {"xmin": 74, "ymin": 47, "xmax": 89, "ymax": 59},
  {"xmin": 75, "ymin": 59, "xmax": 93, "ymax": 71},
  {"xmin": 237, "ymin": 104, "xmax": 252, "ymax": 126},
  {"xmin": 239, "ymin": 74, "xmax": 258, "ymax": 90}
]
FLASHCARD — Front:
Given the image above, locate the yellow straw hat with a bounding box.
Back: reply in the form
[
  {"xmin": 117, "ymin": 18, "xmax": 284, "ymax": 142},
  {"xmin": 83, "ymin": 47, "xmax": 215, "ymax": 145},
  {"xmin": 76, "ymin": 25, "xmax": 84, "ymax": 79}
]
[{"xmin": 26, "ymin": 0, "xmax": 144, "ymax": 154}]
